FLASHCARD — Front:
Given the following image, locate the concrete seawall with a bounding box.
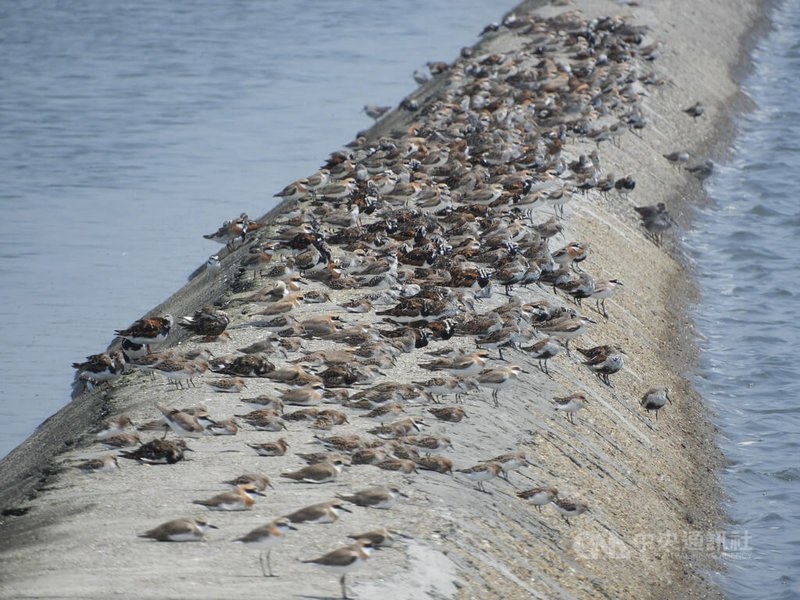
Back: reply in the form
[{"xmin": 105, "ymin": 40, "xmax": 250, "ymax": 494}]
[{"xmin": 0, "ymin": 0, "xmax": 765, "ymax": 598}]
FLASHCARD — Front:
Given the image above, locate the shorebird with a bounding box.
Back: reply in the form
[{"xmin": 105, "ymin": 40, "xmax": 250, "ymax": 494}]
[
  {"xmin": 683, "ymin": 101, "xmax": 704, "ymax": 118},
  {"xmin": 157, "ymin": 405, "xmax": 206, "ymax": 438},
  {"xmin": 75, "ymin": 454, "xmax": 119, "ymax": 473},
  {"xmin": 223, "ymin": 474, "xmax": 272, "ymax": 491},
  {"xmin": 337, "ymin": 486, "xmax": 405, "ymax": 510},
  {"xmin": 119, "ymin": 439, "xmax": 190, "ymax": 465},
  {"xmin": 553, "ymin": 393, "xmax": 589, "ymax": 425},
  {"xmin": 280, "ymin": 458, "xmax": 345, "ymax": 484},
  {"xmin": 521, "ymin": 338, "xmax": 561, "ymax": 374},
  {"xmin": 517, "ymin": 487, "xmax": 559, "ymax": 512},
  {"xmin": 178, "ymin": 306, "xmax": 229, "ymax": 341},
  {"xmin": 489, "ymin": 450, "xmax": 528, "ymax": 481},
  {"xmin": 477, "ymin": 365, "xmax": 523, "ymax": 406},
  {"xmin": 347, "ymin": 527, "xmax": 408, "ymax": 548},
  {"xmin": 552, "ymin": 498, "xmax": 590, "ymax": 525},
  {"xmin": 193, "ymin": 484, "xmax": 265, "ymax": 511},
  {"xmin": 139, "ymin": 516, "xmax": 217, "ymax": 542},
  {"xmin": 301, "ymin": 539, "xmax": 375, "ymax": 600},
  {"xmin": 456, "ymin": 461, "xmax": 503, "ymax": 493},
  {"xmin": 578, "ymin": 345, "xmax": 625, "ymax": 386},
  {"xmin": 247, "ymin": 438, "xmax": 289, "ymax": 457},
  {"xmin": 284, "ymin": 499, "xmax": 352, "ymax": 524},
  {"xmin": 591, "ymin": 279, "xmax": 623, "ymax": 318},
  {"xmin": 114, "ymin": 314, "xmax": 173, "ymax": 349},
  {"xmin": 535, "ymin": 315, "xmax": 595, "ymax": 355},
  {"xmin": 641, "ymin": 386, "xmax": 670, "ymax": 419},
  {"xmin": 234, "ymin": 518, "xmax": 297, "ymax": 577}
]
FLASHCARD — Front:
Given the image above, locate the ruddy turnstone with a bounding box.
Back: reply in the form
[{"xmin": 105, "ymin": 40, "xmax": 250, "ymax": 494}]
[
  {"xmin": 641, "ymin": 386, "xmax": 670, "ymax": 419},
  {"xmin": 139, "ymin": 516, "xmax": 217, "ymax": 542},
  {"xmin": 553, "ymin": 393, "xmax": 589, "ymax": 425},
  {"xmin": 456, "ymin": 461, "xmax": 503, "ymax": 493},
  {"xmin": 178, "ymin": 306, "xmax": 229, "ymax": 341},
  {"xmin": 280, "ymin": 458, "xmax": 345, "ymax": 484},
  {"xmin": 72, "ymin": 351, "xmax": 126, "ymax": 385},
  {"xmin": 517, "ymin": 487, "xmax": 559, "ymax": 512},
  {"xmin": 114, "ymin": 314, "xmax": 173, "ymax": 348},
  {"xmin": 336, "ymin": 486, "xmax": 405, "ymax": 510},
  {"xmin": 234, "ymin": 517, "xmax": 297, "ymax": 577},
  {"xmin": 301, "ymin": 539, "xmax": 375, "ymax": 600},
  {"xmin": 193, "ymin": 484, "xmax": 265, "ymax": 511},
  {"xmin": 119, "ymin": 439, "xmax": 190, "ymax": 465},
  {"xmin": 552, "ymin": 498, "xmax": 590, "ymax": 525}
]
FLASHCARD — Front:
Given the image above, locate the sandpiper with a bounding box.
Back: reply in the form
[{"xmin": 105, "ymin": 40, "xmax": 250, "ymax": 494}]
[
  {"xmin": 119, "ymin": 439, "xmax": 189, "ymax": 465},
  {"xmin": 591, "ymin": 279, "xmax": 623, "ymax": 318},
  {"xmin": 553, "ymin": 393, "xmax": 589, "ymax": 425},
  {"xmin": 456, "ymin": 461, "xmax": 503, "ymax": 493},
  {"xmin": 641, "ymin": 386, "xmax": 670, "ymax": 419},
  {"xmin": 552, "ymin": 498, "xmax": 590, "ymax": 525},
  {"xmin": 517, "ymin": 487, "xmax": 559, "ymax": 512},
  {"xmin": 521, "ymin": 338, "xmax": 561, "ymax": 374}
]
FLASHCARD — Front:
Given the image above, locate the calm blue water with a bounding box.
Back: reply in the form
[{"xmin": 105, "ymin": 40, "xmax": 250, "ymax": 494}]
[
  {"xmin": 690, "ymin": 1, "xmax": 800, "ymax": 597},
  {"xmin": 0, "ymin": 0, "xmax": 519, "ymax": 458}
]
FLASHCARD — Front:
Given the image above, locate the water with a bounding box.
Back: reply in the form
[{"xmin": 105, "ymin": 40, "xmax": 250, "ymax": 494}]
[
  {"xmin": 689, "ymin": 1, "xmax": 800, "ymax": 597},
  {"xmin": 0, "ymin": 0, "xmax": 520, "ymax": 458}
]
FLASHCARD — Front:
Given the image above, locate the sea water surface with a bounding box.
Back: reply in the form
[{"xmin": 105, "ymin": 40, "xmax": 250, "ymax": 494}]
[
  {"xmin": 0, "ymin": 0, "xmax": 520, "ymax": 458},
  {"xmin": 689, "ymin": 0, "xmax": 800, "ymax": 597}
]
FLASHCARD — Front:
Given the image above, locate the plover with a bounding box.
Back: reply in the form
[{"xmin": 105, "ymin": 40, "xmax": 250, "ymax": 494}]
[
  {"xmin": 301, "ymin": 539, "xmax": 375, "ymax": 600},
  {"xmin": 139, "ymin": 516, "xmax": 217, "ymax": 542},
  {"xmin": 234, "ymin": 517, "xmax": 297, "ymax": 577},
  {"xmin": 284, "ymin": 499, "xmax": 352, "ymax": 524},
  {"xmin": 192, "ymin": 484, "xmax": 265, "ymax": 511},
  {"xmin": 337, "ymin": 486, "xmax": 405, "ymax": 510},
  {"xmin": 641, "ymin": 387, "xmax": 670, "ymax": 419}
]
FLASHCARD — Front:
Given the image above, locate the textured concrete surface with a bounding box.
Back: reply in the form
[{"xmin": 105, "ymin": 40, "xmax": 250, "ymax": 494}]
[{"xmin": 0, "ymin": 0, "xmax": 766, "ymax": 598}]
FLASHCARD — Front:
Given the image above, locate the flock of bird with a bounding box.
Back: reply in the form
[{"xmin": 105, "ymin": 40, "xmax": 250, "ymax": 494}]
[{"xmin": 68, "ymin": 8, "xmax": 693, "ymax": 598}]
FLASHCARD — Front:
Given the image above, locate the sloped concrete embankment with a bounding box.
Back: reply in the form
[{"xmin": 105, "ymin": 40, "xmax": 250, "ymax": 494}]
[{"xmin": 0, "ymin": 0, "xmax": 764, "ymax": 598}]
